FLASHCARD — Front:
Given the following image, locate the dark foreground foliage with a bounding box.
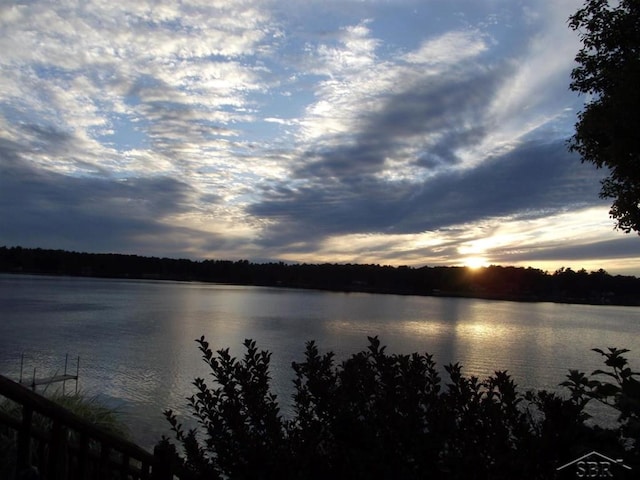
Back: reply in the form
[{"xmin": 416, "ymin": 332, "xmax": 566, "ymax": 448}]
[{"xmin": 163, "ymin": 337, "xmax": 640, "ymax": 479}]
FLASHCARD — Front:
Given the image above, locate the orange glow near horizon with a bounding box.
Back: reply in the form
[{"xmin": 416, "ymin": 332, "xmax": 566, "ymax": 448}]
[{"xmin": 464, "ymin": 256, "xmax": 490, "ymax": 270}]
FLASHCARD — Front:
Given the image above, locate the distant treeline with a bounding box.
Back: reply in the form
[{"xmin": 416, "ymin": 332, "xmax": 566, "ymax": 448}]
[{"xmin": 1, "ymin": 246, "xmax": 640, "ymax": 305}]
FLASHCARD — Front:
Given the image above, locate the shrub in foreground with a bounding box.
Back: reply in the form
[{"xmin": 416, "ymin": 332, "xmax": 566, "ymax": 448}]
[{"xmin": 163, "ymin": 337, "xmax": 638, "ymax": 479}]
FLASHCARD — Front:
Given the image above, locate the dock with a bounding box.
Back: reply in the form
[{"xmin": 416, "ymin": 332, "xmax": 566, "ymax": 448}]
[{"xmin": 19, "ymin": 353, "xmax": 80, "ymax": 394}]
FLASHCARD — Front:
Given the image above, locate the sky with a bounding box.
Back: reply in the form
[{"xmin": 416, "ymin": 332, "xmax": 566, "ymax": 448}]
[{"xmin": 1, "ymin": 0, "xmax": 639, "ymax": 275}]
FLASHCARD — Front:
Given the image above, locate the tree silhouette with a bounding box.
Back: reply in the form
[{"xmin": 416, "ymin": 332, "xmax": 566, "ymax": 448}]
[{"xmin": 568, "ymin": 0, "xmax": 640, "ymax": 233}]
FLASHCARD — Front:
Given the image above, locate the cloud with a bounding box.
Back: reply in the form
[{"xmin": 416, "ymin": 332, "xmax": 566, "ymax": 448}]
[
  {"xmin": 484, "ymin": 1, "xmax": 582, "ymax": 149},
  {"xmin": 247, "ymin": 6, "xmax": 601, "ymax": 251},
  {"xmin": 402, "ymin": 30, "xmax": 488, "ymax": 66},
  {"xmin": 1, "ymin": 0, "xmax": 635, "ymax": 274},
  {"xmin": 502, "ymin": 236, "xmax": 640, "ymax": 264},
  {"xmin": 250, "ymin": 139, "xmax": 606, "ymax": 249},
  {"xmin": 0, "ymin": 143, "xmax": 208, "ymax": 255},
  {"xmin": 0, "ymin": 0, "xmax": 273, "ymax": 172}
]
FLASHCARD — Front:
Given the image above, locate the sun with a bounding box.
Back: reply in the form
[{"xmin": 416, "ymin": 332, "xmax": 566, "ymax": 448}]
[{"xmin": 464, "ymin": 256, "xmax": 489, "ymax": 270}]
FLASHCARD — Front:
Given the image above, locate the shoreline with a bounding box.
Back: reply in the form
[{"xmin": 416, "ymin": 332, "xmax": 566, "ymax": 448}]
[{"xmin": 3, "ymin": 270, "xmax": 639, "ymax": 307}]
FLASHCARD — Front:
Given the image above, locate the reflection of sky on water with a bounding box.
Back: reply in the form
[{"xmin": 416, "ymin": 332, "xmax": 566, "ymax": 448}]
[{"xmin": 1, "ymin": 274, "xmax": 639, "ymax": 449}]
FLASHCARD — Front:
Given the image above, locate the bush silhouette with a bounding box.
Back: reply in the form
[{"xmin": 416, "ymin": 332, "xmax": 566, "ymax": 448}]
[{"xmin": 163, "ymin": 337, "xmax": 638, "ymax": 479}]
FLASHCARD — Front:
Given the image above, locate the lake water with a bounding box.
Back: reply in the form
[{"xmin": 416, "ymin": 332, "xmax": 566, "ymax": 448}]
[{"xmin": 1, "ymin": 273, "xmax": 639, "ymax": 450}]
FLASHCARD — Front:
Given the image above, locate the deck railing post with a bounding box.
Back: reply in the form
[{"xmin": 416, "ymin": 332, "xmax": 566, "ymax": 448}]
[
  {"xmin": 99, "ymin": 443, "xmax": 111, "ymax": 480},
  {"xmin": 152, "ymin": 439, "xmax": 178, "ymax": 480},
  {"xmin": 119, "ymin": 453, "xmax": 130, "ymax": 479},
  {"xmin": 16, "ymin": 404, "xmax": 33, "ymax": 477},
  {"xmin": 76, "ymin": 432, "xmax": 90, "ymax": 479},
  {"xmin": 47, "ymin": 420, "xmax": 67, "ymax": 480},
  {"xmin": 140, "ymin": 460, "xmax": 151, "ymax": 480}
]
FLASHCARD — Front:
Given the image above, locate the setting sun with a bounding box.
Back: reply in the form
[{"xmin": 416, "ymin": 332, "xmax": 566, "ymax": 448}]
[{"xmin": 464, "ymin": 257, "xmax": 489, "ymax": 270}]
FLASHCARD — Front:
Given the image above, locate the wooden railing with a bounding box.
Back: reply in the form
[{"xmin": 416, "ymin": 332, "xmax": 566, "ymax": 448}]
[{"xmin": 0, "ymin": 374, "xmax": 183, "ymax": 480}]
